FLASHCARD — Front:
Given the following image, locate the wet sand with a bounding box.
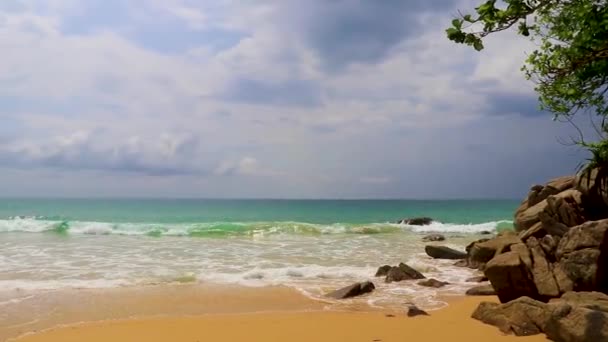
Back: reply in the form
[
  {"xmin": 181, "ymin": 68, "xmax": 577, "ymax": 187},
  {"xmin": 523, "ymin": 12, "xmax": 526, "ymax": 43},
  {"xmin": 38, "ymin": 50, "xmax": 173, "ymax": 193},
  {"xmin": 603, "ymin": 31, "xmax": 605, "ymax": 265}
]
[{"xmin": 9, "ymin": 291, "xmax": 547, "ymax": 342}]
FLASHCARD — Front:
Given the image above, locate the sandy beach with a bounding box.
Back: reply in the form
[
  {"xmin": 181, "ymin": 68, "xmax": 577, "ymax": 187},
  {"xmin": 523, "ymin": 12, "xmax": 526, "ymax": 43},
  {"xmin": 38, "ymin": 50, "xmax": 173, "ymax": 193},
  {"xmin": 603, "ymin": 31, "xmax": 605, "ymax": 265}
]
[{"xmin": 7, "ymin": 287, "xmax": 547, "ymax": 342}]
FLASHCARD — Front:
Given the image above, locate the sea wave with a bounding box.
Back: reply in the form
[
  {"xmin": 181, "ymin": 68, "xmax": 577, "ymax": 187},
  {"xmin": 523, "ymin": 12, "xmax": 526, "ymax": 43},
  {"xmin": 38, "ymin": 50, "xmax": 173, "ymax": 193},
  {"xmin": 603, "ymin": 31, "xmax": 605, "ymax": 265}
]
[{"xmin": 0, "ymin": 217, "xmax": 513, "ymax": 236}]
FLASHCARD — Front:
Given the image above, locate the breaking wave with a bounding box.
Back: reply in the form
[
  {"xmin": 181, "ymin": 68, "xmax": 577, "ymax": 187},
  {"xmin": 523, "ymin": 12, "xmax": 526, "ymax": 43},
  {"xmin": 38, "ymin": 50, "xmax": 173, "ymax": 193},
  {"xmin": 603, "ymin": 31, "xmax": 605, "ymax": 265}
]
[{"xmin": 0, "ymin": 217, "xmax": 513, "ymax": 237}]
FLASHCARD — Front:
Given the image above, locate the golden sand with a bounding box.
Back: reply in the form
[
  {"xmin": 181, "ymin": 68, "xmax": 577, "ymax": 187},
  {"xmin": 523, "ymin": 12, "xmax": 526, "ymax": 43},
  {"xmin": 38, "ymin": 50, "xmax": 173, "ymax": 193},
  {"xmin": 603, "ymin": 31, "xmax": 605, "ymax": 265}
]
[{"xmin": 13, "ymin": 296, "xmax": 547, "ymax": 342}]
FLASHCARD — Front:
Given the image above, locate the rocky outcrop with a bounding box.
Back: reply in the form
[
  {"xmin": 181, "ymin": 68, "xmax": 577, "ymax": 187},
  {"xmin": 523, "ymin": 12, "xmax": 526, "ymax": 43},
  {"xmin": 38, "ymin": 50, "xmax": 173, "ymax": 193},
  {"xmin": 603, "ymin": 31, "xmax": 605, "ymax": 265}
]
[
  {"xmin": 422, "ymin": 233, "xmax": 445, "ymax": 242},
  {"xmin": 466, "ymin": 284, "xmax": 496, "ymax": 296},
  {"xmin": 398, "ymin": 217, "xmax": 433, "ymax": 225},
  {"xmin": 516, "ymin": 189, "xmax": 586, "ymax": 238},
  {"xmin": 418, "ymin": 278, "xmax": 449, "ymax": 288},
  {"xmin": 326, "ymin": 281, "xmax": 375, "ymax": 299},
  {"xmin": 385, "ymin": 263, "xmax": 425, "ymax": 283},
  {"xmin": 478, "ymin": 218, "xmax": 608, "ymax": 302},
  {"xmin": 424, "ymin": 245, "xmax": 467, "ymax": 260},
  {"xmin": 472, "ymin": 292, "xmax": 608, "ymax": 341}
]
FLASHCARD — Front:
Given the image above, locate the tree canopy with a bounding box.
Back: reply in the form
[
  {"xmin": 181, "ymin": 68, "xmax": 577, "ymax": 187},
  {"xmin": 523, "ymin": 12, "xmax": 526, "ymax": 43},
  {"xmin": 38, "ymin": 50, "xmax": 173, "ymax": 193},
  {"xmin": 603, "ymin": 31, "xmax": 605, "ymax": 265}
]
[{"xmin": 447, "ymin": 0, "xmax": 608, "ymax": 130}]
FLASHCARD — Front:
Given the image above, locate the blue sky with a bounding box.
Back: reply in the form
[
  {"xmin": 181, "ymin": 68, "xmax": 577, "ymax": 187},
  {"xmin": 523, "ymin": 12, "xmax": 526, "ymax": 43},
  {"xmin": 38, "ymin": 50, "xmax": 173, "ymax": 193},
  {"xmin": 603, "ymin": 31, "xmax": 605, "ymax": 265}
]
[{"xmin": 0, "ymin": 0, "xmax": 592, "ymax": 198}]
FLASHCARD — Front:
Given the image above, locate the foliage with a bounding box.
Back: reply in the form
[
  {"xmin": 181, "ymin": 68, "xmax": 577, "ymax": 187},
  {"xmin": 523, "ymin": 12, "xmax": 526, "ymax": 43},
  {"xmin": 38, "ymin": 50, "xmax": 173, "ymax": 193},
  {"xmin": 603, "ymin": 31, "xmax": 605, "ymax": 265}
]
[{"xmin": 446, "ymin": 0, "xmax": 608, "ymax": 180}]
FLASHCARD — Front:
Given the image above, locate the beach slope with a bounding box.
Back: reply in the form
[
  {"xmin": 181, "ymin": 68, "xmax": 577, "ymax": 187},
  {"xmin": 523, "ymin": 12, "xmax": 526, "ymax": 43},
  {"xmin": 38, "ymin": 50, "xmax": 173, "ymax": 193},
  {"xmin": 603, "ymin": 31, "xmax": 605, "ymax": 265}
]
[{"xmin": 14, "ymin": 297, "xmax": 546, "ymax": 342}]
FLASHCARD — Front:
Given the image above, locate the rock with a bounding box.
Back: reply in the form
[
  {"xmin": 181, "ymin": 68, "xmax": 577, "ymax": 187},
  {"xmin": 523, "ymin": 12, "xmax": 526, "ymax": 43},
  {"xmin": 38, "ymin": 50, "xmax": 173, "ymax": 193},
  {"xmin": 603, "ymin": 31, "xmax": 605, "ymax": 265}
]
[
  {"xmin": 555, "ymin": 291, "xmax": 608, "ymax": 312},
  {"xmin": 554, "ymin": 219, "xmax": 608, "ymax": 293},
  {"xmin": 480, "ymin": 230, "xmax": 493, "ymax": 235},
  {"xmin": 539, "ymin": 234, "xmax": 559, "ymax": 257},
  {"xmin": 398, "ymin": 217, "xmax": 433, "ymax": 225},
  {"xmin": 471, "ymin": 297, "xmax": 554, "ymax": 336},
  {"xmin": 422, "ymin": 233, "xmax": 445, "ymax": 242},
  {"xmin": 375, "ymin": 265, "xmax": 392, "ymax": 277},
  {"xmin": 484, "ymin": 250, "xmax": 538, "ymax": 303},
  {"xmin": 516, "ymin": 189, "xmax": 586, "ymax": 238},
  {"xmin": 468, "ymin": 234, "xmax": 522, "ymax": 265},
  {"xmin": 473, "ymin": 293, "xmax": 608, "ymax": 340},
  {"xmin": 424, "ymin": 245, "xmax": 467, "ymax": 260},
  {"xmin": 466, "ymin": 275, "xmax": 489, "ymax": 283},
  {"xmin": 453, "ymin": 259, "xmax": 469, "ymax": 267},
  {"xmin": 526, "ymin": 237, "xmax": 560, "ymax": 298},
  {"xmin": 326, "ymin": 281, "xmax": 375, "ymax": 299},
  {"xmin": 406, "ymin": 304, "xmax": 429, "ymax": 317},
  {"xmin": 466, "ymin": 284, "xmax": 496, "ymax": 296},
  {"xmin": 385, "ymin": 263, "xmax": 425, "ymax": 283},
  {"xmin": 544, "ymin": 305, "xmax": 608, "ymax": 342},
  {"xmin": 418, "ymin": 278, "xmax": 449, "ymax": 288}
]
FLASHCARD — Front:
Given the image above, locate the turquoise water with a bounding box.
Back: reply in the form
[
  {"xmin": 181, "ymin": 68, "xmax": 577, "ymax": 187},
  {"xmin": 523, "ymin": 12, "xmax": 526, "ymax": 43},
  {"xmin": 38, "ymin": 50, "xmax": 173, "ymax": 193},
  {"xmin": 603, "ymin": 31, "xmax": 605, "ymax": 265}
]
[
  {"xmin": 0, "ymin": 199, "xmax": 517, "ymax": 311},
  {"xmin": 0, "ymin": 198, "xmax": 517, "ymax": 224}
]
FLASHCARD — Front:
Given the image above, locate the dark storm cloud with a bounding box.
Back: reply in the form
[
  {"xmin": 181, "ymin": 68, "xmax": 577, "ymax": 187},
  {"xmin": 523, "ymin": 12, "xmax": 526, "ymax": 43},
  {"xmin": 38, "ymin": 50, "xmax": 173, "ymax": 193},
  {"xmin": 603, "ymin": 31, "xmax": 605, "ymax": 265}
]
[
  {"xmin": 221, "ymin": 78, "xmax": 323, "ymax": 107},
  {"xmin": 279, "ymin": 0, "xmax": 458, "ymax": 70}
]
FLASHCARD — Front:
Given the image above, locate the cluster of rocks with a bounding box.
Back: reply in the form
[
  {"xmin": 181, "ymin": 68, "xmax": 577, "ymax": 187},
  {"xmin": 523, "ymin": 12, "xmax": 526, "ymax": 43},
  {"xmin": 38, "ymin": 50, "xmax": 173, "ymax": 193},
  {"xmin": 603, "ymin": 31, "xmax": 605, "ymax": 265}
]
[{"xmin": 460, "ymin": 172, "xmax": 608, "ymax": 340}]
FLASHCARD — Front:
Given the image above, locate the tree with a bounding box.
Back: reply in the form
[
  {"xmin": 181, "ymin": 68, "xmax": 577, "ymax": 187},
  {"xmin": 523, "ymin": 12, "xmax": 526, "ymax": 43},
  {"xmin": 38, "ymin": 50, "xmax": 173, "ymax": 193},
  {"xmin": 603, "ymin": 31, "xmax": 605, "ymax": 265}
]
[{"xmin": 446, "ymin": 0, "xmax": 608, "ymax": 175}]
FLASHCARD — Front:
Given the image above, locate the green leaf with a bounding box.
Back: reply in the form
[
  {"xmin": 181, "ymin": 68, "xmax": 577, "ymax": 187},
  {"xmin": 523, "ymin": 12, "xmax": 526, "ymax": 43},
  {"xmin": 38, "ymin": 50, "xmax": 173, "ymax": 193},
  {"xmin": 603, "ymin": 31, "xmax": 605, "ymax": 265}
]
[
  {"xmin": 452, "ymin": 18, "xmax": 462, "ymax": 29},
  {"xmin": 473, "ymin": 40, "xmax": 484, "ymax": 51}
]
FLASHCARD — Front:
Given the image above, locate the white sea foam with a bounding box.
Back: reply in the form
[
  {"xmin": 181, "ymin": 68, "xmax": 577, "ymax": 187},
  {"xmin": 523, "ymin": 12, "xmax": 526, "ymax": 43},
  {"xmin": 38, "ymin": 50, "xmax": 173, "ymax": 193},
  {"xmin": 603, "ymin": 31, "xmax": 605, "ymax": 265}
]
[{"xmin": 0, "ymin": 218, "xmax": 512, "ymax": 236}]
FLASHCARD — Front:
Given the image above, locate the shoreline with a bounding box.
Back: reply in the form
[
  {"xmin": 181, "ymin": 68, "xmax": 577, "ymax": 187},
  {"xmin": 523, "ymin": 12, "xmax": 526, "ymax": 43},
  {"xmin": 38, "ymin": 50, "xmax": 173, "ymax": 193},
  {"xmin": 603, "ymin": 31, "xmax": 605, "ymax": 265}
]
[{"xmin": 10, "ymin": 294, "xmax": 545, "ymax": 342}]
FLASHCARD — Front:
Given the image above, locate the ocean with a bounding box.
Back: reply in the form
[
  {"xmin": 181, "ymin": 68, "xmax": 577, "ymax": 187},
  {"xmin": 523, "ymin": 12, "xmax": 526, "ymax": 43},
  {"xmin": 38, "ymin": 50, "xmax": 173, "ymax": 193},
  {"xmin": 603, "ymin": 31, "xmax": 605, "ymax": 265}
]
[{"xmin": 0, "ymin": 199, "xmax": 517, "ymax": 309}]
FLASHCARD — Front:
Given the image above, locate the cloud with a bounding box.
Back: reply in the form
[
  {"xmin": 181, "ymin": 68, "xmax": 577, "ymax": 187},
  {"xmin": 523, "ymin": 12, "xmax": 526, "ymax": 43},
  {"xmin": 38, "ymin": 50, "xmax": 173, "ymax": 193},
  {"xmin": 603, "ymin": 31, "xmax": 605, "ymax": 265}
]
[
  {"xmin": 0, "ymin": 131, "xmax": 208, "ymax": 176},
  {"xmin": 275, "ymin": 0, "xmax": 458, "ymax": 70},
  {"xmin": 214, "ymin": 157, "xmax": 283, "ymax": 177},
  {"xmin": 0, "ymin": 0, "xmax": 595, "ymax": 198},
  {"xmin": 220, "ymin": 78, "xmax": 323, "ymax": 107}
]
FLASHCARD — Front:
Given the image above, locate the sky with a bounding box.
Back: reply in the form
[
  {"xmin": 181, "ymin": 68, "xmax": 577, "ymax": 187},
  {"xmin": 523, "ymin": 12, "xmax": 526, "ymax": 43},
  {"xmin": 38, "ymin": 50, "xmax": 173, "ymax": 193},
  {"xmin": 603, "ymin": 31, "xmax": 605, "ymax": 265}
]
[{"xmin": 0, "ymin": 0, "xmax": 594, "ymax": 199}]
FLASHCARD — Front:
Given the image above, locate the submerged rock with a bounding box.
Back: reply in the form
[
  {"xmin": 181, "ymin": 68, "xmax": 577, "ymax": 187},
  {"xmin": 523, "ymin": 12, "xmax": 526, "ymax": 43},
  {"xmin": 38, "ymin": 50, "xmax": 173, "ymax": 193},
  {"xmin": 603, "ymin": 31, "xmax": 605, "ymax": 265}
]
[
  {"xmin": 424, "ymin": 245, "xmax": 467, "ymax": 260},
  {"xmin": 326, "ymin": 281, "xmax": 375, "ymax": 299},
  {"xmin": 422, "ymin": 233, "xmax": 445, "ymax": 242},
  {"xmin": 417, "ymin": 278, "xmax": 449, "ymax": 288},
  {"xmin": 398, "ymin": 217, "xmax": 433, "ymax": 226}
]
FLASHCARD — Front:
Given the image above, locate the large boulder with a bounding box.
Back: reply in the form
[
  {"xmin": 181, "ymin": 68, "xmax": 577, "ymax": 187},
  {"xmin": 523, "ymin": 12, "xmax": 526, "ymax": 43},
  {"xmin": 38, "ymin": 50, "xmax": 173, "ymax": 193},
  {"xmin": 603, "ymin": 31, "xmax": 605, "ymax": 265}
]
[
  {"xmin": 483, "ymin": 219, "xmax": 608, "ymax": 302},
  {"xmin": 468, "ymin": 233, "xmax": 521, "ymax": 265},
  {"xmin": 514, "ymin": 175, "xmax": 575, "ymax": 232},
  {"xmin": 516, "ymin": 189, "xmax": 585, "ymax": 238},
  {"xmin": 473, "ymin": 293, "xmax": 608, "ymax": 341},
  {"xmin": 385, "ymin": 263, "xmax": 425, "ymax": 283},
  {"xmin": 424, "ymin": 245, "xmax": 467, "ymax": 260},
  {"xmin": 554, "ymin": 219, "xmax": 608, "ymax": 293},
  {"xmin": 472, "ymin": 297, "xmax": 553, "ymax": 336},
  {"xmin": 325, "ymin": 281, "xmax": 375, "ymax": 299},
  {"xmin": 484, "ymin": 249, "xmax": 538, "ymax": 303}
]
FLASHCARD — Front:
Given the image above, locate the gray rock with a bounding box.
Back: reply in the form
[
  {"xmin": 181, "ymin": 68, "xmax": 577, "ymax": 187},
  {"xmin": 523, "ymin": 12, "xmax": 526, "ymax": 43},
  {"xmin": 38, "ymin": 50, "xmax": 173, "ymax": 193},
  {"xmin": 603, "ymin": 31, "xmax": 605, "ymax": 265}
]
[
  {"xmin": 326, "ymin": 281, "xmax": 375, "ymax": 299},
  {"xmin": 484, "ymin": 250, "xmax": 538, "ymax": 303},
  {"xmin": 385, "ymin": 263, "xmax": 425, "ymax": 283},
  {"xmin": 406, "ymin": 304, "xmax": 429, "ymax": 317},
  {"xmin": 398, "ymin": 217, "xmax": 433, "ymax": 225},
  {"xmin": 375, "ymin": 265, "xmax": 392, "ymax": 277},
  {"xmin": 424, "ymin": 245, "xmax": 467, "ymax": 260}
]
